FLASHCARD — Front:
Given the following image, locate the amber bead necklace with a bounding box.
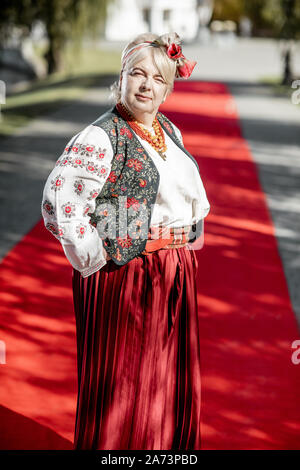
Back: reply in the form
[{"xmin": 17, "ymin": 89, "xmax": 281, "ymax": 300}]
[{"xmin": 116, "ymin": 101, "xmax": 167, "ymax": 161}]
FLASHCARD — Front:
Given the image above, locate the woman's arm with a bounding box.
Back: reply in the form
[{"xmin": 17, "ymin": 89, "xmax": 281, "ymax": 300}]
[{"xmin": 41, "ymin": 124, "xmax": 114, "ymax": 278}]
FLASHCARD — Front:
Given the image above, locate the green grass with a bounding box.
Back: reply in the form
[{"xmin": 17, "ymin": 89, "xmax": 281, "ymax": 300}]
[
  {"xmin": 62, "ymin": 42, "xmax": 122, "ymax": 76},
  {"xmin": 0, "ymin": 43, "xmax": 121, "ymax": 138},
  {"xmin": 259, "ymin": 75, "xmax": 300, "ymax": 102}
]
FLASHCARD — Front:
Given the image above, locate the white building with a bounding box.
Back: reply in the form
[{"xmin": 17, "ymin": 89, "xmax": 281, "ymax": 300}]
[{"xmin": 105, "ymin": 0, "xmax": 213, "ymax": 42}]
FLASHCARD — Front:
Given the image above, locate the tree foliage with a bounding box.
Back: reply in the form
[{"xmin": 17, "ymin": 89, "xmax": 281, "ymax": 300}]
[
  {"xmin": 0, "ymin": 0, "xmax": 113, "ymax": 74},
  {"xmin": 263, "ymin": 0, "xmax": 300, "ymax": 40},
  {"xmin": 212, "ymin": 0, "xmax": 245, "ymax": 23},
  {"xmin": 211, "ymin": 0, "xmax": 300, "ymax": 83},
  {"xmin": 212, "ymin": 0, "xmax": 300, "ymax": 39}
]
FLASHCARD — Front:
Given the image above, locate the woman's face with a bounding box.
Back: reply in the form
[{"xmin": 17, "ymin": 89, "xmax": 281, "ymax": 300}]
[{"xmin": 120, "ymin": 49, "xmax": 170, "ymax": 121}]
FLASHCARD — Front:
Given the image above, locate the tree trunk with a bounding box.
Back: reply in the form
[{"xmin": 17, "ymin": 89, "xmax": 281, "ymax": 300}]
[
  {"xmin": 44, "ymin": 35, "xmax": 63, "ymax": 75},
  {"xmin": 281, "ymin": 48, "xmax": 293, "ymax": 85}
]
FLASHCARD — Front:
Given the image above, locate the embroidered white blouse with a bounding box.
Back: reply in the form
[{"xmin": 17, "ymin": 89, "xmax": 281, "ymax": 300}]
[{"xmin": 41, "ymin": 121, "xmax": 210, "ymax": 278}]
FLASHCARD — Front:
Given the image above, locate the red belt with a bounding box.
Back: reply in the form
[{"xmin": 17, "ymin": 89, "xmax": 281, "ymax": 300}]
[{"xmin": 141, "ymin": 225, "xmax": 191, "ymax": 255}]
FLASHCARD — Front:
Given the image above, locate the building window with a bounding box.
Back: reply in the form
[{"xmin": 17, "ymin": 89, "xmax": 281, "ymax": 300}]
[
  {"xmin": 142, "ymin": 8, "xmax": 150, "ymax": 25},
  {"xmin": 163, "ymin": 10, "xmax": 171, "ymax": 21}
]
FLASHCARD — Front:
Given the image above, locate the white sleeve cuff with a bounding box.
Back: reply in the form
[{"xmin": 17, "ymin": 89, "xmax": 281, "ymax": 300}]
[
  {"xmin": 79, "ymin": 258, "xmax": 107, "ymax": 278},
  {"xmin": 61, "ymin": 225, "xmax": 107, "ymax": 276}
]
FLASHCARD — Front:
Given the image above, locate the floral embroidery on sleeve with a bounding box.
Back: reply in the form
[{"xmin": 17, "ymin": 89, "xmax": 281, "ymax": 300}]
[
  {"xmin": 61, "ymin": 201, "xmax": 76, "ymax": 218},
  {"xmin": 76, "ymin": 223, "xmax": 88, "ymax": 239},
  {"xmin": 43, "ymin": 200, "xmax": 55, "ymax": 216},
  {"xmin": 51, "ymin": 175, "xmax": 65, "ymax": 191},
  {"xmin": 74, "ymin": 179, "xmax": 85, "ymax": 195},
  {"xmin": 41, "ymin": 125, "xmax": 114, "ymax": 275}
]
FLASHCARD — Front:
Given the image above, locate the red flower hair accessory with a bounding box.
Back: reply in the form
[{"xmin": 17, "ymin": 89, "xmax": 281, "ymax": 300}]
[
  {"xmin": 149, "ymin": 38, "xmax": 197, "ymax": 79},
  {"xmin": 176, "ymin": 57, "xmax": 197, "ymax": 79},
  {"xmin": 122, "ymin": 34, "xmax": 197, "ymax": 79},
  {"xmin": 166, "ymin": 43, "xmax": 183, "ymax": 60}
]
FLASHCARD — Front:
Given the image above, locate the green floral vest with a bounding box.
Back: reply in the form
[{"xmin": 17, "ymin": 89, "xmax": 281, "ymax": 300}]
[{"xmin": 90, "ymin": 105, "xmax": 202, "ymax": 265}]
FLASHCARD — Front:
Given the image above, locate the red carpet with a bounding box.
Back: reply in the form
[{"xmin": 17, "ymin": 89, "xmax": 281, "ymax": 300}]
[{"xmin": 0, "ymin": 80, "xmax": 299, "ymax": 449}]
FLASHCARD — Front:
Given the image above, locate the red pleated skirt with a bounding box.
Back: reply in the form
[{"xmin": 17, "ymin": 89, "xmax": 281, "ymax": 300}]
[{"xmin": 72, "ymin": 246, "xmax": 201, "ymax": 450}]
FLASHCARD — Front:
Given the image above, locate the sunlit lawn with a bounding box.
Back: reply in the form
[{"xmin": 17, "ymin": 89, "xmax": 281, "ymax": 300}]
[
  {"xmin": 0, "ymin": 42, "xmax": 121, "ymax": 137},
  {"xmin": 2, "ymin": 42, "xmax": 299, "ymax": 139},
  {"xmin": 259, "ymin": 74, "xmax": 300, "ymax": 101}
]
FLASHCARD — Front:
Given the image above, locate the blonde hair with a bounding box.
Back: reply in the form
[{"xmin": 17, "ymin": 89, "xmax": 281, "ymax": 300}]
[{"xmin": 109, "ymin": 32, "xmax": 181, "ymax": 104}]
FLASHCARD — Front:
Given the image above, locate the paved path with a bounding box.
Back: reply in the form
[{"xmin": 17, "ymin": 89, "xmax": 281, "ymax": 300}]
[
  {"xmin": 185, "ymin": 38, "xmax": 300, "ymax": 329},
  {"xmin": 100, "ymin": 36, "xmax": 300, "ymax": 82},
  {"xmin": 0, "ymin": 80, "xmax": 115, "ymax": 260},
  {"xmin": 0, "ymin": 38, "xmax": 299, "ymax": 329},
  {"xmin": 226, "ymin": 81, "xmax": 300, "ymax": 331}
]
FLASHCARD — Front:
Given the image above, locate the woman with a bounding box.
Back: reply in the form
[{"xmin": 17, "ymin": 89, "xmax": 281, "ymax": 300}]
[{"xmin": 41, "ymin": 32, "xmax": 210, "ymax": 450}]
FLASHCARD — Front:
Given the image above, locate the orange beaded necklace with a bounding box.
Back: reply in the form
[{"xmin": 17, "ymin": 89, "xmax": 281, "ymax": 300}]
[{"xmin": 116, "ymin": 102, "xmax": 167, "ymax": 161}]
